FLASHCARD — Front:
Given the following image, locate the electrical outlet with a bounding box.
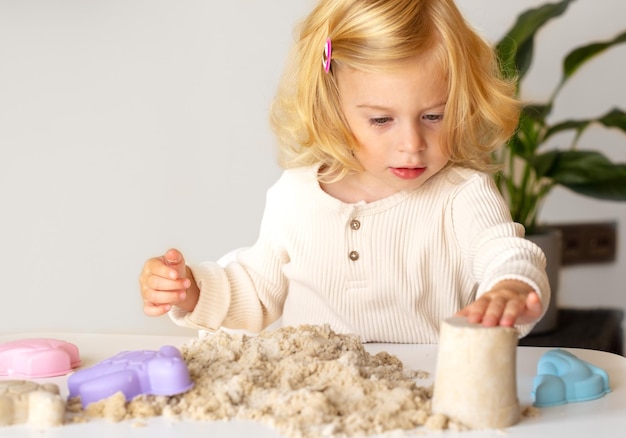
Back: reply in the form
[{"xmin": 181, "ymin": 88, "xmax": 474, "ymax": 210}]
[{"xmin": 550, "ymin": 222, "xmax": 618, "ymax": 266}]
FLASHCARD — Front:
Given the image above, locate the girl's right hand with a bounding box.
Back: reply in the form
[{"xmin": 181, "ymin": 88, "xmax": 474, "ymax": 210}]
[{"xmin": 139, "ymin": 248, "xmax": 197, "ymax": 316}]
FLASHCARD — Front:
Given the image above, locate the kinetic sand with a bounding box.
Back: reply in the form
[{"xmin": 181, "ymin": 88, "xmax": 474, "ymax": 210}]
[{"xmin": 71, "ymin": 324, "xmax": 457, "ymax": 436}]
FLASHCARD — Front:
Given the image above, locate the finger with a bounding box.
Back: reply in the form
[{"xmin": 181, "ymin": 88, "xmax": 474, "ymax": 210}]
[
  {"xmin": 145, "ymin": 288, "xmax": 186, "ymax": 306},
  {"xmin": 142, "ymin": 258, "xmax": 189, "ymax": 286},
  {"xmin": 163, "ymin": 248, "xmax": 187, "ymax": 278},
  {"xmin": 147, "ymin": 258, "xmax": 180, "ymax": 281},
  {"xmin": 143, "ymin": 302, "xmax": 172, "ymax": 317},
  {"xmin": 141, "ymin": 257, "xmax": 176, "ymax": 283},
  {"xmin": 516, "ymin": 292, "xmax": 544, "ymax": 325},
  {"xmin": 164, "ymin": 248, "xmax": 182, "ymax": 264},
  {"xmin": 498, "ymin": 298, "xmax": 525, "ymax": 327},
  {"xmin": 481, "ymin": 296, "xmax": 508, "ymax": 327},
  {"xmin": 460, "ymin": 297, "xmax": 490, "ymax": 324},
  {"xmin": 526, "ymin": 291, "xmax": 543, "ymax": 314},
  {"xmin": 146, "ymin": 274, "xmax": 190, "ymax": 293}
]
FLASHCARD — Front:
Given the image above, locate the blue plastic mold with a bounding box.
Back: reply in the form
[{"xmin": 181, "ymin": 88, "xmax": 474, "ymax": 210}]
[{"xmin": 532, "ymin": 349, "xmax": 610, "ymax": 407}]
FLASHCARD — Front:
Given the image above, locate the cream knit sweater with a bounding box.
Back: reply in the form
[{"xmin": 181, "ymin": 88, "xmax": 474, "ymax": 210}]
[{"xmin": 170, "ymin": 165, "xmax": 550, "ymax": 343}]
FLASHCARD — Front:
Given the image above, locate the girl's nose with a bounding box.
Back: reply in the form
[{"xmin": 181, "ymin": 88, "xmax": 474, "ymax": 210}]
[{"xmin": 399, "ymin": 123, "xmax": 426, "ymax": 153}]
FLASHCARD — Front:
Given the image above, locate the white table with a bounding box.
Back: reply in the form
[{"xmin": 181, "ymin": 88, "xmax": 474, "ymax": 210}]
[{"xmin": 1, "ymin": 332, "xmax": 625, "ymax": 437}]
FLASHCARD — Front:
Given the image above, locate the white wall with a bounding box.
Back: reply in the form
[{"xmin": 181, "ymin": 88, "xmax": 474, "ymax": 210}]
[{"xmin": 1, "ymin": 0, "xmax": 624, "ymax": 336}]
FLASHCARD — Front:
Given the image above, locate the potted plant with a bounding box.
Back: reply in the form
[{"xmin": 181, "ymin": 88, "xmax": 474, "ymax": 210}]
[{"xmin": 492, "ymin": 0, "xmax": 626, "ymax": 332}]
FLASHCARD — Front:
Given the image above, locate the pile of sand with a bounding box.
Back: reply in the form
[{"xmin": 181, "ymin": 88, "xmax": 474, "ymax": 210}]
[{"xmin": 71, "ymin": 324, "xmax": 459, "ymax": 436}]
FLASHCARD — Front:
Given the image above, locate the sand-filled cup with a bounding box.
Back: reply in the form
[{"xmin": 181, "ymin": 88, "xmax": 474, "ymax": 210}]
[{"xmin": 432, "ymin": 316, "xmax": 520, "ymax": 429}]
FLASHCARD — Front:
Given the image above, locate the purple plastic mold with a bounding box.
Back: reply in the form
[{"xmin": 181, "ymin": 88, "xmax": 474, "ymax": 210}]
[
  {"xmin": 67, "ymin": 345, "xmax": 193, "ymax": 407},
  {"xmin": 0, "ymin": 338, "xmax": 81, "ymax": 378}
]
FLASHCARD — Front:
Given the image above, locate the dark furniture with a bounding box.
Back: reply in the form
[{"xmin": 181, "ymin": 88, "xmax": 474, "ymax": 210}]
[{"xmin": 519, "ymin": 307, "xmax": 624, "ymax": 356}]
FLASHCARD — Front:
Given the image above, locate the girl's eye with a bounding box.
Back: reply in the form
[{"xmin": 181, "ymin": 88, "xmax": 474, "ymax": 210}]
[
  {"xmin": 369, "ymin": 117, "xmax": 392, "ymax": 126},
  {"xmin": 424, "ymin": 113, "xmax": 444, "ymax": 122}
]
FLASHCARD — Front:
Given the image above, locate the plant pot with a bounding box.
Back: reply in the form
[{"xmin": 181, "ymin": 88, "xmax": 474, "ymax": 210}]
[{"xmin": 526, "ymin": 227, "xmax": 562, "ymax": 334}]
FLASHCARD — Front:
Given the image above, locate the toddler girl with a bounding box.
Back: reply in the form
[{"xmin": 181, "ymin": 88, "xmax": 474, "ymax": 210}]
[{"xmin": 139, "ymin": 0, "xmax": 549, "ymax": 343}]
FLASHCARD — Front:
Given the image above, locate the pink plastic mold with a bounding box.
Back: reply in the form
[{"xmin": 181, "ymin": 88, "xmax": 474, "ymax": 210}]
[
  {"xmin": 67, "ymin": 345, "xmax": 193, "ymax": 407},
  {"xmin": 0, "ymin": 338, "xmax": 81, "ymax": 378}
]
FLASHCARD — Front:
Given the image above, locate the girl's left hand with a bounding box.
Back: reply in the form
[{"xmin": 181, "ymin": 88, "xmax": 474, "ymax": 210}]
[{"xmin": 456, "ymin": 279, "xmax": 543, "ymax": 327}]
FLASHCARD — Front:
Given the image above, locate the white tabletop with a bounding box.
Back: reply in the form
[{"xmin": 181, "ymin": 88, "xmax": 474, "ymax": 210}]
[{"xmin": 1, "ymin": 332, "xmax": 625, "ymax": 437}]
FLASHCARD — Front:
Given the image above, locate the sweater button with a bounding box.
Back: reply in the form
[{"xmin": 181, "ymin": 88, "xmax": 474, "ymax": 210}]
[
  {"xmin": 350, "ymin": 219, "xmax": 361, "ymax": 230},
  {"xmin": 349, "ymin": 250, "xmax": 360, "ymax": 261}
]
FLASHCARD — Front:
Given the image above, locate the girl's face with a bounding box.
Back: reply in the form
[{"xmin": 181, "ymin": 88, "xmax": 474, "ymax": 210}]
[{"xmin": 334, "ymin": 56, "xmax": 450, "ymax": 202}]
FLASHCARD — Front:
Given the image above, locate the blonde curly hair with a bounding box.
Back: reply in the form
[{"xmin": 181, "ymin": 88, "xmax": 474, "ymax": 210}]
[{"xmin": 270, "ymin": 0, "xmax": 519, "ymax": 182}]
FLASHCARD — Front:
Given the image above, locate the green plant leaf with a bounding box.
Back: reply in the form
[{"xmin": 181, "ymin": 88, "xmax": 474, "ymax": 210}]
[
  {"xmin": 532, "ymin": 151, "xmax": 560, "ymax": 179},
  {"xmin": 560, "ymin": 31, "xmax": 626, "ymax": 85},
  {"xmin": 511, "ymin": 113, "xmax": 537, "ymax": 157},
  {"xmin": 538, "ymin": 150, "xmax": 626, "ymax": 199},
  {"xmin": 544, "ymin": 120, "xmax": 591, "ymax": 140},
  {"xmin": 544, "ymin": 108, "xmax": 626, "ymax": 141},
  {"xmin": 509, "ymin": 105, "xmax": 554, "ymax": 158},
  {"xmin": 599, "ymin": 108, "xmax": 626, "ymax": 132},
  {"xmin": 523, "ymin": 104, "xmax": 552, "ymax": 123},
  {"xmin": 496, "ymin": 0, "xmax": 575, "ymax": 82},
  {"xmin": 565, "ymin": 175, "xmax": 626, "ymax": 199}
]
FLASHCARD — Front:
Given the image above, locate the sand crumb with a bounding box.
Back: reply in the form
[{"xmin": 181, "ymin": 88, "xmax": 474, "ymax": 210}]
[{"xmin": 521, "ymin": 405, "xmax": 540, "ymax": 418}]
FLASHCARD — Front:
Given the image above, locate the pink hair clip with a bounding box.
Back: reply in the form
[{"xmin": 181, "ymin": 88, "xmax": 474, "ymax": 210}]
[{"xmin": 322, "ymin": 38, "xmax": 332, "ymax": 73}]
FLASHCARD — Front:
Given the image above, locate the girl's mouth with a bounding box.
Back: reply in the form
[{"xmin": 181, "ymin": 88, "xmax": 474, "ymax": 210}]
[{"xmin": 390, "ymin": 167, "xmax": 426, "ymax": 180}]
